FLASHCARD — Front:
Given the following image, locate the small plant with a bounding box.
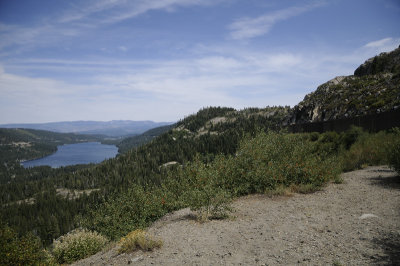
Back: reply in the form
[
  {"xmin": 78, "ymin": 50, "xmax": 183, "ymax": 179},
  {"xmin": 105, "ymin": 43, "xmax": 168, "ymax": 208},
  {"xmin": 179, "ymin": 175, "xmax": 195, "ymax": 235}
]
[
  {"xmin": 51, "ymin": 228, "xmax": 108, "ymax": 264},
  {"xmin": 264, "ymin": 184, "xmax": 292, "ymax": 197},
  {"xmin": 332, "ymin": 260, "xmax": 343, "ymax": 266},
  {"xmin": 190, "ymin": 187, "xmax": 232, "ymax": 222},
  {"xmin": 333, "ymin": 175, "xmax": 344, "ymax": 184},
  {"xmin": 118, "ymin": 229, "xmax": 162, "ymax": 254}
]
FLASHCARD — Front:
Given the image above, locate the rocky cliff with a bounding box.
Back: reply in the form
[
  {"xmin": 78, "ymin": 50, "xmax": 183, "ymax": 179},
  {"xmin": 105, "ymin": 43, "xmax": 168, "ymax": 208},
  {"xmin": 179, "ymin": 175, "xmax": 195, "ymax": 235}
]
[{"xmin": 290, "ymin": 46, "xmax": 400, "ymax": 124}]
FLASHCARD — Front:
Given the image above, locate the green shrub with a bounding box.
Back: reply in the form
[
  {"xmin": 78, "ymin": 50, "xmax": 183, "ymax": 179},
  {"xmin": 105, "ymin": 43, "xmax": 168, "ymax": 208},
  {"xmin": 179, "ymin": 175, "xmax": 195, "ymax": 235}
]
[
  {"xmin": 341, "ymin": 126, "xmax": 365, "ymax": 149},
  {"xmin": 118, "ymin": 229, "xmax": 162, "ymax": 254},
  {"xmin": 217, "ymin": 131, "xmax": 341, "ymax": 195},
  {"xmin": 80, "ymin": 131, "xmax": 342, "ymax": 240},
  {"xmin": 174, "ymin": 131, "xmax": 340, "ymax": 219},
  {"xmin": 341, "ymin": 131, "xmax": 393, "ymax": 171},
  {"xmin": 182, "ymin": 157, "xmax": 232, "ymax": 221},
  {"xmin": 81, "ymin": 184, "xmax": 169, "ymax": 240},
  {"xmin": 309, "ymin": 132, "xmax": 320, "ymax": 142},
  {"xmin": 0, "ymin": 224, "xmax": 47, "ymax": 266},
  {"xmin": 317, "ymin": 131, "xmax": 342, "ymax": 154},
  {"xmin": 387, "ymin": 128, "xmax": 400, "ymax": 174},
  {"xmin": 51, "ymin": 228, "xmax": 108, "ymax": 264}
]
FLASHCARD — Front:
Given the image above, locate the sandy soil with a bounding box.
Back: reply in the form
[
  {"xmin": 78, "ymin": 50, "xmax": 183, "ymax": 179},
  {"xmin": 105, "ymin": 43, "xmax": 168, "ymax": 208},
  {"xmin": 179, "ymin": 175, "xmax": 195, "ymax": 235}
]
[{"xmin": 74, "ymin": 166, "xmax": 400, "ymax": 265}]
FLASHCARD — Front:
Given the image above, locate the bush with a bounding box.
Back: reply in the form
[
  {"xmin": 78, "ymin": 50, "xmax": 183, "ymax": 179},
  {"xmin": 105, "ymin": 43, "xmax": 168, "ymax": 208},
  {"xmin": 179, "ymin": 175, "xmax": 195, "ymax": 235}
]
[
  {"xmin": 217, "ymin": 131, "xmax": 341, "ymax": 195},
  {"xmin": 387, "ymin": 128, "xmax": 400, "ymax": 174},
  {"xmin": 79, "ymin": 131, "xmax": 342, "ymax": 240},
  {"xmin": 309, "ymin": 132, "xmax": 320, "ymax": 142},
  {"xmin": 316, "ymin": 131, "xmax": 342, "ymax": 154},
  {"xmin": 81, "ymin": 184, "xmax": 169, "ymax": 240},
  {"xmin": 341, "ymin": 126, "xmax": 365, "ymax": 149},
  {"xmin": 51, "ymin": 228, "xmax": 108, "ymax": 264},
  {"xmin": 341, "ymin": 131, "xmax": 394, "ymax": 171},
  {"xmin": 168, "ymin": 131, "xmax": 340, "ymax": 221},
  {"xmin": 0, "ymin": 224, "xmax": 47, "ymax": 266},
  {"xmin": 118, "ymin": 229, "xmax": 162, "ymax": 254},
  {"xmin": 181, "ymin": 157, "xmax": 232, "ymax": 221}
]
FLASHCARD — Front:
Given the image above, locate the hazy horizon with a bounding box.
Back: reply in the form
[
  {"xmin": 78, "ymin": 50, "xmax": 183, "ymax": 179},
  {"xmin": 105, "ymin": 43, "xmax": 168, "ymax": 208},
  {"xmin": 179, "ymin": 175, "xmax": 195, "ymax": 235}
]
[{"xmin": 0, "ymin": 119, "xmax": 176, "ymax": 125}]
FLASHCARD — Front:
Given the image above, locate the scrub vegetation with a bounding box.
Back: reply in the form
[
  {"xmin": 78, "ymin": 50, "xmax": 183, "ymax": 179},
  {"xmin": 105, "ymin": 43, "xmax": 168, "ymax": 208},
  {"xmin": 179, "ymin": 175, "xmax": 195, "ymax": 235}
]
[{"xmin": 1, "ymin": 46, "xmax": 400, "ymax": 265}]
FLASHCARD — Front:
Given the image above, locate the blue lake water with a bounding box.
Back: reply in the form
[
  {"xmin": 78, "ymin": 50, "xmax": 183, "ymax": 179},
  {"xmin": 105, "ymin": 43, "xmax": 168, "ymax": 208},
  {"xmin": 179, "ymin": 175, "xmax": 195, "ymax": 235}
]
[{"xmin": 22, "ymin": 142, "xmax": 118, "ymax": 168}]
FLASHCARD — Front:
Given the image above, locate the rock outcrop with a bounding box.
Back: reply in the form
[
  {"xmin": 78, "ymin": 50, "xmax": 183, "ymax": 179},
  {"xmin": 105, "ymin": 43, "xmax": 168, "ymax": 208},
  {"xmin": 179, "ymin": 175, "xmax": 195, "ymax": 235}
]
[
  {"xmin": 290, "ymin": 46, "xmax": 400, "ymax": 124},
  {"xmin": 354, "ymin": 45, "xmax": 400, "ymax": 77}
]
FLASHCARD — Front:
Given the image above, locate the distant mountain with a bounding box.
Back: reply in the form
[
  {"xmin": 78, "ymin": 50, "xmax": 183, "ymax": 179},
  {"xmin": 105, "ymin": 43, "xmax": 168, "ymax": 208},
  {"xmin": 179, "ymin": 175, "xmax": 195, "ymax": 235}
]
[{"xmin": 0, "ymin": 120, "xmax": 174, "ymax": 137}]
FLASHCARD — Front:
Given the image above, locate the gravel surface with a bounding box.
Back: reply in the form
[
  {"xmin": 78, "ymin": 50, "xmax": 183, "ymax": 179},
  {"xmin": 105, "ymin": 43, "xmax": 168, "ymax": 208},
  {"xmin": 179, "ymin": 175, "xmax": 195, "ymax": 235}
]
[{"xmin": 73, "ymin": 166, "xmax": 400, "ymax": 265}]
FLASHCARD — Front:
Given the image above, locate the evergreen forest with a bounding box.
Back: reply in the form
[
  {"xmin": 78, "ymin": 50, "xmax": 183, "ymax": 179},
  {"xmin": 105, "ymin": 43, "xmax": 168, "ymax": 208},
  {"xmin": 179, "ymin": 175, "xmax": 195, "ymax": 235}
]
[{"xmin": 1, "ymin": 46, "xmax": 400, "ymax": 265}]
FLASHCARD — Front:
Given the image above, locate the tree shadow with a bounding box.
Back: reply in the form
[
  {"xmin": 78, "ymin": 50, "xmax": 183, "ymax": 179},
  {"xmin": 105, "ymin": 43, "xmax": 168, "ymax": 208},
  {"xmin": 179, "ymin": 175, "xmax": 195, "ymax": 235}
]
[
  {"xmin": 369, "ymin": 174, "xmax": 400, "ymax": 190},
  {"xmin": 371, "ymin": 232, "xmax": 400, "ymax": 265}
]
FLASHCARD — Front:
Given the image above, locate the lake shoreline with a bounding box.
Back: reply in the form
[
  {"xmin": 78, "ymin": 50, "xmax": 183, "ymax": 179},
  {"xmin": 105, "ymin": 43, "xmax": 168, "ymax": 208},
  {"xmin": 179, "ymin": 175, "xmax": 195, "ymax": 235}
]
[{"xmin": 21, "ymin": 142, "xmax": 118, "ymax": 168}]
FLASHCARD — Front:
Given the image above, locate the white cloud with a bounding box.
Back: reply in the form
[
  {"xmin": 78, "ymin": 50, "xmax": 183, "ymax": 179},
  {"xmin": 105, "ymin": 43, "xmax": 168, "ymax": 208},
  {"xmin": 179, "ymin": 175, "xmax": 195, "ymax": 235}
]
[
  {"xmin": 118, "ymin": 46, "xmax": 128, "ymax": 52},
  {"xmin": 196, "ymin": 56, "xmax": 242, "ymax": 71},
  {"xmin": 247, "ymin": 53, "xmax": 303, "ymax": 72},
  {"xmin": 0, "ymin": 0, "xmax": 223, "ymax": 53},
  {"xmin": 229, "ymin": 2, "xmax": 324, "ymax": 40},
  {"xmin": 0, "ymin": 51, "xmax": 310, "ymax": 123},
  {"xmin": 363, "ymin": 37, "xmax": 400, "ymax": 55},
  {"xmin": 59, "ymin": 0, "xmax": 223, "ymax": 24},
  {"xmin": 0, "ymin": 23, "xmax": 81, "ymax": 54},
  {"xmin": 364, "ymin": 37, "xmax": 393, "ymax": 48},
  {"xmin": 3, "ymin": 38, "xmax": 399, "ymax": 123}
]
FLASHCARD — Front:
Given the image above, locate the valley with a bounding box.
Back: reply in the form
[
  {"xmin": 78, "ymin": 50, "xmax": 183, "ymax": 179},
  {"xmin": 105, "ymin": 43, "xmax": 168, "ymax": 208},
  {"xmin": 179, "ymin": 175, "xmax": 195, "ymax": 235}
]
[{"xmin": 1, "ymin": 46, "xmax": 399, "ymax": 265}]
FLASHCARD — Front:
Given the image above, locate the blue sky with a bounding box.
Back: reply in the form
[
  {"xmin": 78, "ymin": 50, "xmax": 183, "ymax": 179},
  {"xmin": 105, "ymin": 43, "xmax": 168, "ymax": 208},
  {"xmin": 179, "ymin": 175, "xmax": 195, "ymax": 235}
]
[{"xmin": 0, "ymin": 0, "xmax": 399, "ymax": 123}]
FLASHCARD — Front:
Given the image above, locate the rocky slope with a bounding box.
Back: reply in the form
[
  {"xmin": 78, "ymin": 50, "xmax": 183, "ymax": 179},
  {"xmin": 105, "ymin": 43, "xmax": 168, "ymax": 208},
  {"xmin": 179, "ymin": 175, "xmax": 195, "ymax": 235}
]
[{"xmin": 290, "ymin": 46, "xmax": 400, "ymax": 124}]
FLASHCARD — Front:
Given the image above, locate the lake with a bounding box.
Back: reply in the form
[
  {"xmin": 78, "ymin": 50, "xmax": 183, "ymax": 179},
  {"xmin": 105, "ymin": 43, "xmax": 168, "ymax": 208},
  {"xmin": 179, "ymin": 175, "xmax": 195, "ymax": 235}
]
[{"xmin": 22, "ymin": 142, "xmax": 118, "ymax": 168}]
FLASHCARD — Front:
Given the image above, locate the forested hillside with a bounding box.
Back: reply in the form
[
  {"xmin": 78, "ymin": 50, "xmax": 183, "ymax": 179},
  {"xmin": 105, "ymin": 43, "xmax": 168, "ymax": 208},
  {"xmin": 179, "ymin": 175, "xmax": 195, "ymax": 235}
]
[
  {"xmin": 117, "ymin": 124, "xmax": 176, "ymax": 153},
  {"xmin": 1, "ymin": 46, "xmax": 400, "ymax": 265},
  {"xmin": 0, "ymin": 128, "xmax": 101, "ymax": 183},
  {"xmin": 0, "ymin": 106, "xmax": 290, "ymax": 245}
]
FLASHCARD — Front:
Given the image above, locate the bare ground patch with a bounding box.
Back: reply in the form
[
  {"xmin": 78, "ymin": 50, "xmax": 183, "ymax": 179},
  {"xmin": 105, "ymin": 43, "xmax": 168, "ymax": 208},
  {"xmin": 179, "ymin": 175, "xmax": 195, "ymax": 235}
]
[{"xmin": 73, "ymin": 166, "xmax": 400, "ymax": 265}]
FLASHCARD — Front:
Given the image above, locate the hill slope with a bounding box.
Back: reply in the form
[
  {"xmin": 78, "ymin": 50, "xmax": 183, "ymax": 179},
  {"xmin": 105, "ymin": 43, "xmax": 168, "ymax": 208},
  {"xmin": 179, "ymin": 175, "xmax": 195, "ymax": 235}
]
[
  {"xmin": 117, "ymin": 124, "xmax": 176, "ymax": 153},
  {"xmin": 289, "ymin": 46, "xmax": 400, "ymax": 124}
]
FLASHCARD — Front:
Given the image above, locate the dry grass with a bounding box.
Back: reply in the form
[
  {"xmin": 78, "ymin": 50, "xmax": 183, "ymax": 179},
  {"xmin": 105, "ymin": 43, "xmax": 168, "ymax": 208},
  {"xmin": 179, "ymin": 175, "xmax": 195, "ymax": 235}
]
[
  {"xmin": 118, "ymin": 230, "xmax": 162, "ymax": 254},
  {"xmin": 52, "ymin": 229, "xmax": 108, "ymax": 264},
  {"xmin": 264, "ymin": 185, "xmax": 293, "ymax": 197}
]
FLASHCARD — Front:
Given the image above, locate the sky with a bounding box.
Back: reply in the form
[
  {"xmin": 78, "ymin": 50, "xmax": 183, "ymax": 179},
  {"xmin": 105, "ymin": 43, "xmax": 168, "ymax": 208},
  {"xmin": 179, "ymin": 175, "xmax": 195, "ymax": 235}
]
[{"xmin": 0, "ymin": 0, "xmax": 399, "ymax": 123}]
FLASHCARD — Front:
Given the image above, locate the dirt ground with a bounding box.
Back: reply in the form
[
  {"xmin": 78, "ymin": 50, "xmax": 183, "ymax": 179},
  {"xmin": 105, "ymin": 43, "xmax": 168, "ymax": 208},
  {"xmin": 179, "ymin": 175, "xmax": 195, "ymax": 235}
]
[{"xmin": 73, "ymin": 166, "xmax": 400, "ymax": 265}]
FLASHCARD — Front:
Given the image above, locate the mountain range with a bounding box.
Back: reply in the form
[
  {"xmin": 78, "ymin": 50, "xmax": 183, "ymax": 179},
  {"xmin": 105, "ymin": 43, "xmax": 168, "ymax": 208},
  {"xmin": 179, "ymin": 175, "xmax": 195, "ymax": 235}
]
[{"xmin": 0, "ymin": 120, "xmax": 174, "ymax": 137}]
